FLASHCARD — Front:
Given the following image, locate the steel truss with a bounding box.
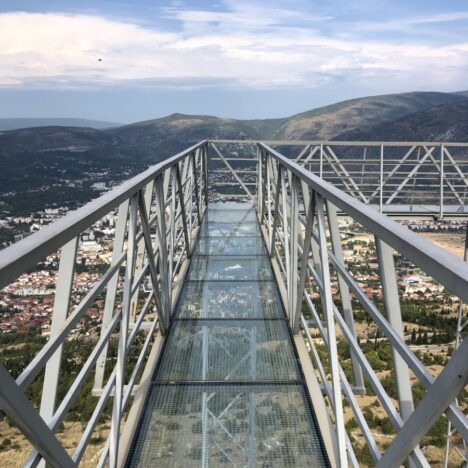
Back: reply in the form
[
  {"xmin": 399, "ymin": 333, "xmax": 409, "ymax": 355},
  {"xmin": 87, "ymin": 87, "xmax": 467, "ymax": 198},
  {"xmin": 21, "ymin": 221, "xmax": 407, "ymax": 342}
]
[
  {"xmin": 210, "ymin": 140, "xmax": 468, "ymax": 218},
  {"xmin": 254, "ymin": 142, "xmax": 468, "ymax": 467},
  {"xmin": 0, "ymin": 141, "xmax": 208, "ymax": 467},
  {"xmin": 0, "ymin": 139, "xmax": 466, "ymax": 467}
]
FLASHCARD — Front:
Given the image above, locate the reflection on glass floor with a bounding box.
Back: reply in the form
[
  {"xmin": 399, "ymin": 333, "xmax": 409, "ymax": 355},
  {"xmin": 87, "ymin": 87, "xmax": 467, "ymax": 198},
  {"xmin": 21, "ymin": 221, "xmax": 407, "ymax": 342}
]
[
  {"xmin": 188, "ymin": 256, "xmax": 273, "ymax": 281},
  {"xmin": 195, "ymin": 237, "xmax": 267, "ymax": 256},
  {"xmin": 177, "ymin": 281, "xmax": 283, "ymax": 319},
  {"xmin": 205, "ymin": 208, "xmax": 257, "ymax": 223},
  {"xmin": 126, "ymin": 202, "xmax": 329, "ymax": 467},
  {"xmin": 156, "ymin": 320, "xmax": 300, "ymax": 382},
  {"xmin": 127, "ymin": 384, "xmax": 328, "ymax": 468},
  {"xmin": 200, "ymin": 221, "xmax": 261, "ymax": 237}
]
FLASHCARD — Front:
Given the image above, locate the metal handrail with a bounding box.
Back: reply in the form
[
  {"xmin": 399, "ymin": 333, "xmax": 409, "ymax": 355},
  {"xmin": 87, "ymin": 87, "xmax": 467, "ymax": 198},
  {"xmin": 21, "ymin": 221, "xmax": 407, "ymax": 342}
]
[
  {"xmin": 0, "ymin": 141, "xmax": 208, "ymax": 467},
  {"xmin": 258, "ymin": 142, "xmax": 468, "ymax": 301},
  {"xmin": 0, "ymin": 139, "xmax": 466, "ymax": 467},
  {"xmin": 0, "ymin": 140, "xmax": 207, "ymax": 290},
  {"xmin": 256, "ymin": 141, "xmax": 468, "ymax": 467}
]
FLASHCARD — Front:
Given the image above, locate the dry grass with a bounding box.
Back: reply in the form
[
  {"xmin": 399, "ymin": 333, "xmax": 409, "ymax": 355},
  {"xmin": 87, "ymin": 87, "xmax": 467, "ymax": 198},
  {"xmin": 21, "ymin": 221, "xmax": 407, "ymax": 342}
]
[
  {"xmin": 0, "ymin": 420, "xmax": 109, "ymax": 467},
  {"xmin": 419, "ymin": 232, "xmax": 465, "ymax": 258}
]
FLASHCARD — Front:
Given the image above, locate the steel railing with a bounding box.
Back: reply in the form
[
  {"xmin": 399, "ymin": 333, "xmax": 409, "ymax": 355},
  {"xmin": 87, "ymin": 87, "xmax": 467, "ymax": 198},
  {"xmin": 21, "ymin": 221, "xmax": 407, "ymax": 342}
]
[
  {"xmin": 0, "ymin": 139, "xmax": 467, "ymax": 468},
  {"xmin": 209, "ymin": 140, "xmax": 468, "ymax": 218},
  {"xmin": 0, "ymin": 141, "xmax": 209, "ymax": 467},
  {"xmin": 255, "ymin": 142, "xmax": 468, "ymax": 467}
]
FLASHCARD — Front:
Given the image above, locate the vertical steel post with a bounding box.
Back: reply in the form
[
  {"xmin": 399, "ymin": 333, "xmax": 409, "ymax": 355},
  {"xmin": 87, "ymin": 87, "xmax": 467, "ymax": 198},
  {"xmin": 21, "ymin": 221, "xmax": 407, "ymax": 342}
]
[
  {"xmin": 375, "ymin": 239, "xmax": 415, "ymax": 420},
  {"xmin": 191, "ymin": 151, "xmax": 201, "ymax": 225},
  {"xmin": 380, "ymin": 144, "xmax": 384, "ymax": 213},
  {"xmin": 39, "ymin": 237, "xmax": 79, "ymax": 433},
  {"xmin": 281, "ymin": 170, "xmax": 291, "ymax": 318},
  {"xmin": 188, "ymin": 155, "xmax": 194, "ymax": 234},
  {"xmin": 176, "ymin": 164, "xmax": 192, "ymax": 258},
  {"xmin": 155, "ymin": 173, "xmax": 171, "ymax": 326},
  {"xmin": 292, "ymin": 188, "xmax": 315, "ymax": 334},
  {"xmin": 109, "ymin": 192, "xmax": 139, "ymax": 468},
  {"xmin": 130, "ymin": 181, "xmax": 154, "ymax": 324},
  {"xmin": 257, "ymin": 147, "xmax": 264, "ymax": 220},
  {"xmin": 440, "ymin": 144, "xmax": 444, "ymax": 219},
  {"xmin": 320, "ymin": 142, "xmax": 324, "ymax": 179},
  {"xmin": 316, "ymin": 193, "xmax": 347, "ymax": 467},
  {"xmin": 269, "ymin": 163, "xmax": 282, "ymax": 257},
  {"xmin": 266, "ymin": 154, "xmax": 272, "ymax": 240},
  {"xmin": 202, "ymin": 144, "xmax": 209, "ymax": 208},
  {"xmin": 94, "ymin": 201, "xmax": 129, "ymax": 391},
  {"xmin": 327, "ymin": 201, "xmax": 365, "ymax": 391},
  {"xmin": 137, "ymin": 189, "xmax": 166, "ymax": 335},
  {"xmin": 288, "ymin": 174, "xmax": 299, "ymax": 323},
  {"xmin": 169, "ymin": 167, "xmax": 176, "ymax": 283}
]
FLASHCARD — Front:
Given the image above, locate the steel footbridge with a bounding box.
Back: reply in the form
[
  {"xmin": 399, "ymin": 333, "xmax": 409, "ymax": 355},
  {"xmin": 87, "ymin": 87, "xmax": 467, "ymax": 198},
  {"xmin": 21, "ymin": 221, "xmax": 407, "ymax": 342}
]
[{"xmin": 0, "ymin": 140, "xmax": 467, "ymax": 467}]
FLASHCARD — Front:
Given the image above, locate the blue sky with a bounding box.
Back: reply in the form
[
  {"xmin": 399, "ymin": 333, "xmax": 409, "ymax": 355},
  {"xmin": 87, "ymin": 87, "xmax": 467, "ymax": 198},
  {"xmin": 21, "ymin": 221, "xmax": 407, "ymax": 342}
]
[{"xmin": 0, "ymin": 0, "xmax": 467, "ymax": 122}]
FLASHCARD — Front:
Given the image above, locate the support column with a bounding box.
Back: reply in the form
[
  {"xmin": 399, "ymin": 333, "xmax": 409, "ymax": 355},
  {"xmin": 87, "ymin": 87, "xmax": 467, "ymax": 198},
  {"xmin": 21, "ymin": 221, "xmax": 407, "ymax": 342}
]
[
  {"xmin": 440, "ymin": 144, "xmax": 444, "ymax": 219},
  {"xmin": 94, "ymin": 201, "xmax": 129, "ymax": 391},
  {"xmin": 316, "ymin": 193, "xmax": 347, "ymax": 467},
  {"xmin": 288, "ymin": 174, "xmax": 299, "ymax": 324},
  {"xmin": 109, "ymin": 192, "xmax": 139, "ymax": 468},
  {"xmin": 292, "ymin": 187, "xmax": 315, "ymax": 334},
  {"xmin": 327, "ymin": 201, "xmax": 365, "ymax": 391},
  {"xmin": 375, "ymin": 238, "xmax": 415, "ymax": 420},
  {"xmin": 256, "ymin": 146, "xmax": 264, "ymax": 220},
  {"xmin": 130, "ymin": 181, "xmax": 154, "ymax": 324},
  {"xmin": 155, "ymin": 174, "xmax": 171, "ymax": 327},
  {"xmin": 39, "ymin": 237, "xmax": 79, "ymax": 428}
]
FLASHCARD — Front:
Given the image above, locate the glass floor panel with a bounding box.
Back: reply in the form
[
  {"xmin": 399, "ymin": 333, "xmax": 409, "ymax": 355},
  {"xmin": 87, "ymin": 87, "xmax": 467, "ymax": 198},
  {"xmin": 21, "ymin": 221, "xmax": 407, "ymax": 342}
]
[
  {"xmin": 188, "ymin": 256, "xmax": 273, "ymax": 281},
  {"xmin": 195, "ymin": 236, "xmax": 267, "ymax": 256},
  {"xmin": 200, "ymin": 221, "xmax": 261, "ymax": 237},
  {"xmin": 208, "ymin": 201, "xmax": 255, "ymax": 211},
  {"xmin": 177, "ymin": 281, "xmax": 284, "ymax": 319},
  {"xmin": 126, "ymin": 384, "xmax": 328, "ymax": 468},
  {"xmin": 156, "ymin": 320, "xmax": 300, "ymax": 382},
  {"xmin": 205, "ymin": 209, "xmax": 257, "ymax": 223},
  {"xmin": 126, "ymin": 201, "xmax": 329, "ymax": 467}
]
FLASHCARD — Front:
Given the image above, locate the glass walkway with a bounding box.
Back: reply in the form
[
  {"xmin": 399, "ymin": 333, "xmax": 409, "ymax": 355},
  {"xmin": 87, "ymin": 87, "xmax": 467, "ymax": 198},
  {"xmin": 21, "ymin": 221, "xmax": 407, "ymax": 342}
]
[{"xmin": 126, "ymin": 202, "xmax": 329, "ymax": 467}]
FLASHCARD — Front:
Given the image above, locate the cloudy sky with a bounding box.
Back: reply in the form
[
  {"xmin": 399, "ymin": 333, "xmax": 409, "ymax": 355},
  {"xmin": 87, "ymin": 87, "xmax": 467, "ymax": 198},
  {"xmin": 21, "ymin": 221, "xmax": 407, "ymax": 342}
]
[{"xmin": 1, "ymin": 0, "xmax": 467, "ymax": 122}]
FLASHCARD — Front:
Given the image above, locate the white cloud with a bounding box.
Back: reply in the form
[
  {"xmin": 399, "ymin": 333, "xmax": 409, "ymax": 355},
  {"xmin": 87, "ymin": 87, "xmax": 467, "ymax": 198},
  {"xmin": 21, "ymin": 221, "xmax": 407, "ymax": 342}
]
[
  {"xmin": 0, "ymin": 10, "xmax": 467, "ymax": 91},
  {"xmin": 357, "ymin": 11, "xmax": 468, "ymax": 32}
]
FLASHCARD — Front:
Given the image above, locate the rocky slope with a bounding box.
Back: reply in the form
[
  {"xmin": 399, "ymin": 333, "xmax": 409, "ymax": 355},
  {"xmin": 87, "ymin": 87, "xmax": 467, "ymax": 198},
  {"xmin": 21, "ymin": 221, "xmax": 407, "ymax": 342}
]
[{"xmin": 334, "ymin": 100, "xmax": 468, "ymax": 142}]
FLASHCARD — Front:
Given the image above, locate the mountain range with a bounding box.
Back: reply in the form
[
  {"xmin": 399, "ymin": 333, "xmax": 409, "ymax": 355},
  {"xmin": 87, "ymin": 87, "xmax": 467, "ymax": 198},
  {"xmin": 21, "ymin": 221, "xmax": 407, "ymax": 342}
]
[
  {"xmin": 0, "ymin": 90, "xmax": 467, "ymax": 216},
  {"xmin": 1, "ymin": 91, "xmax": 467, "ymax": 155},
  {"xmin": 0, "ymin": 118, "xmax": 120, "ymax": 131}
]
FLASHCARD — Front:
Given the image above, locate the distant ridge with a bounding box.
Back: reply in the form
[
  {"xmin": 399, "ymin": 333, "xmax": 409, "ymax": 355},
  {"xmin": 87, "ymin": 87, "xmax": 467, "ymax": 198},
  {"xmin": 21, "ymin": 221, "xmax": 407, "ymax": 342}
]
[
  {"xmin": 1, "ymin": 90, "xmax": 467, "ymax": 217},
  {"xmin": 334, "ymin": 100, "xmax": 468, "ymax": 142},
  {"xmin": 0, "ymin": 118, "xmax": 121, "ymax": 131},
  {"xmin": 113, "ymin": 91, "xmax": 467, "ymax": 141}
]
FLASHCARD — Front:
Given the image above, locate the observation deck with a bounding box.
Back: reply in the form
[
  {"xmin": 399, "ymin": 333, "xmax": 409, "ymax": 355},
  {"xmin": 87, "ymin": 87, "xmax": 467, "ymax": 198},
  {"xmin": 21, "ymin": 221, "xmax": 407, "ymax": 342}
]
[
  {"xmin": 126, "ymin": 202, "xmax": 329, "ymax": 467},
  {"xmin": 0, "ymin": 140, "xmax": 466, "ymax": 467}
]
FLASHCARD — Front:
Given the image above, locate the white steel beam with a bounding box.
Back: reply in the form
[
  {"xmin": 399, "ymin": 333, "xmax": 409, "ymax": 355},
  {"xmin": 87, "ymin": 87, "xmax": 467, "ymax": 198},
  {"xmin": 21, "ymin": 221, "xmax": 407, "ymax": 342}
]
[
  {"xmin": 39, "ymin": 237, "xmax": 78, "ymax": 426},
  {"xmin": 0, "ymin": 365, "xmax": 74, "ymax": 468},
  {"xmin": 377, "ymin": 339, "xmax": 468, "ymax": 468}
]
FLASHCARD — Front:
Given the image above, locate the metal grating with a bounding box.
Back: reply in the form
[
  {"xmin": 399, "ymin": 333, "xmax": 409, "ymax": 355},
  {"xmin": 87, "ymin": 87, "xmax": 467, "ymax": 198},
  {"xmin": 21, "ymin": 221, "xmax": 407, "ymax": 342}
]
[
  {"xmin": 156, "ymin": 320, "xmax": 301, "ymax": 382},
  {"xmin": 194, "ymin": 236, "xmax": 267, "ymax": 256},
  {"xmin": 188, "ymin": 256, "xmax": 273, "ymax": 281},
  {"xmin": 126, "ymin": 384, "xmax": 328, "ymax": 468},
  {"xmin": 205, "ymin": 208, "xmax": 258, "ymax": 223},
  {"xmin": 200, "ymin": 221, "xmax": 261, "ymax": 237},
  {"xmin": 176, "ymin": 281, "xmax": 284, "ymax": 319},
  {"xmin": 126, "ymin": 203, "xmax": 329, "ymax": 467}
]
